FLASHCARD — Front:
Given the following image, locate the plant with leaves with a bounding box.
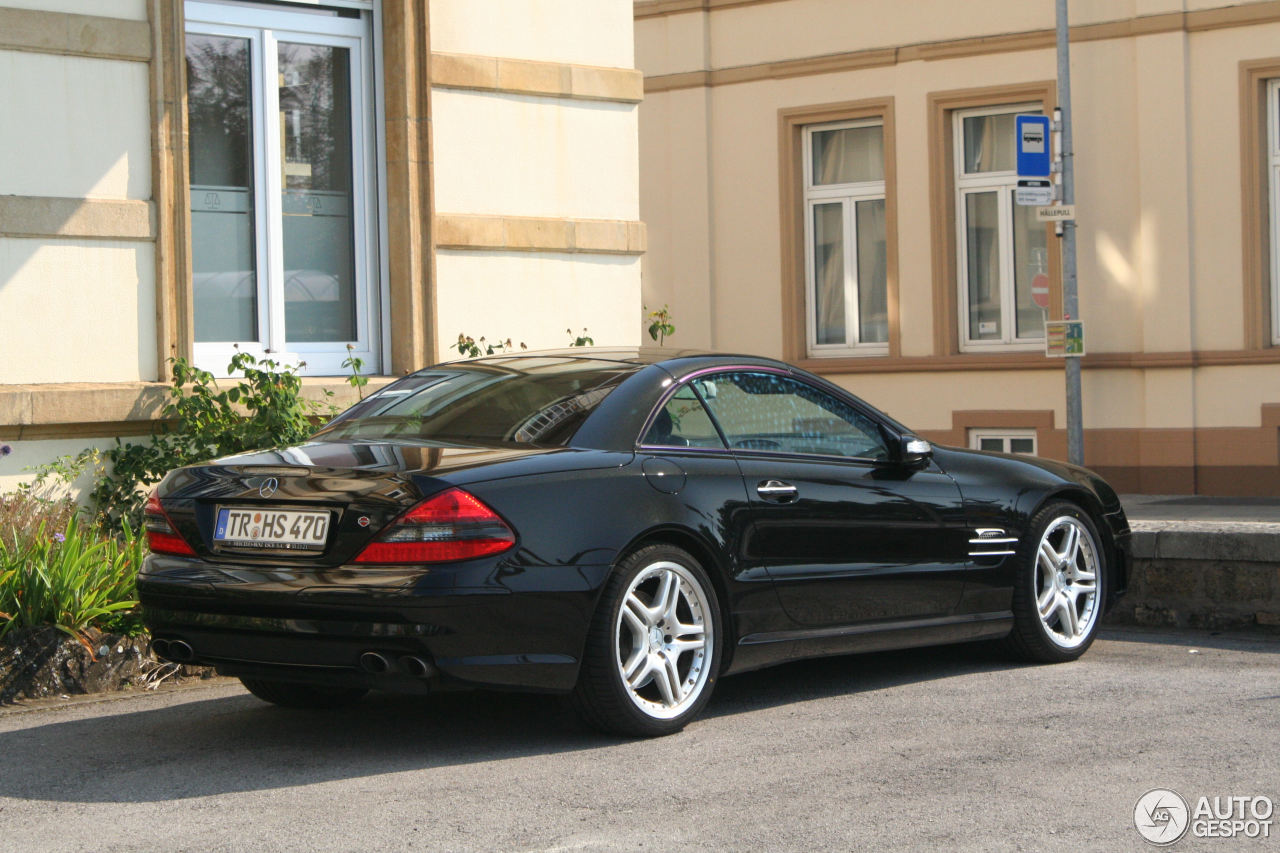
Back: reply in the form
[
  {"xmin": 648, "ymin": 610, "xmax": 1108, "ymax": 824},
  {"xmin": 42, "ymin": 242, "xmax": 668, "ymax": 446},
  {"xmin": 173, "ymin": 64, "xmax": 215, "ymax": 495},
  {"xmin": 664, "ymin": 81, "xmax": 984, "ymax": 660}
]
[
  {"xmin": 646, "ymin": 304, "xmax": 676, "ymax": 346},
  {"xmin": 85, "ymin": 350, "xmax": 337, "ymax": 533},
  {"xmin": 567, "ymin": 328, "xmax": 594, "ymax": 347},
  {"xmin": 453, "ymin": 333, "xmax": 526, "ymax": 358},
  {"xmin": 342, "ymin": 343, "xmax": 368, "ymax": 400},
  {"xmin": 0, "ymin": 518, "xmax": 145, "ymax": 648}
]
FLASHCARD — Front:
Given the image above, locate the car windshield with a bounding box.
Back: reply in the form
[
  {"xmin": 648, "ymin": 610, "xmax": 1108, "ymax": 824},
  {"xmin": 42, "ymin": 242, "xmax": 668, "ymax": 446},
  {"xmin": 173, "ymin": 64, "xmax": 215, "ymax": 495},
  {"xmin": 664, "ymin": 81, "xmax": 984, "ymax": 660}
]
[{"xmin": 315, "ymin": 357, "xmax": 640, "ymax": 446}]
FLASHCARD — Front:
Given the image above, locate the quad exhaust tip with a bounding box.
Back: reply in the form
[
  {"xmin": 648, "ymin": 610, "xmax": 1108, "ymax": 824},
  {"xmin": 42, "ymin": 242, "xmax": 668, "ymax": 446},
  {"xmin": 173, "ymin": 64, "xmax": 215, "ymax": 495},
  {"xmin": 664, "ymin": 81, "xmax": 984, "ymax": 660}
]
[
  {"xmin": 398, "ymin": 655, "xmax": 434, "ymax": 678},
  {"xmin": 359, "ymin": 651, "xmax": 391, "ymax": 674},
  {"xmin": 162, "ymin": 639, "xmax": 194, "ymax": 663}
]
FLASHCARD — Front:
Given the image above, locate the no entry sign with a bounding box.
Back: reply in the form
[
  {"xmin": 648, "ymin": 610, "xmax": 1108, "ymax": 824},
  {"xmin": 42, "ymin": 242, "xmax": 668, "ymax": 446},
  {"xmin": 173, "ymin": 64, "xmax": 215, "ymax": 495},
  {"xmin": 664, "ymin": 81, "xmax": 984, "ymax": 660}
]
[{"xmin": 1031, "ymin": 273, "xmax": 1050, "ymax": 309}]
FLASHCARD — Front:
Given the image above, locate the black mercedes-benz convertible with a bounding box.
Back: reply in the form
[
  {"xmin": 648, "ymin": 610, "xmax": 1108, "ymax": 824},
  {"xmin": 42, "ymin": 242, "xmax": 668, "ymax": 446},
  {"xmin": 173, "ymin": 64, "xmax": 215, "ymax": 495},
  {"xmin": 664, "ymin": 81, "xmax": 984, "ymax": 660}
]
[{"xmin": 140, "ymin": 349, "xmax": 1129, "ymax": 736}]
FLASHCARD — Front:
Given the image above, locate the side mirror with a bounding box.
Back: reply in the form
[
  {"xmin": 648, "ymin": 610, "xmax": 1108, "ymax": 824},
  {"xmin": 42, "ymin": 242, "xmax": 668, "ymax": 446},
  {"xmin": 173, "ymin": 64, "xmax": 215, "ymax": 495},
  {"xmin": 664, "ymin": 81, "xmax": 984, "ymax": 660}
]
[{"xmin": 899, "ymin": 435, "xmax": 932, "ymax": 466}]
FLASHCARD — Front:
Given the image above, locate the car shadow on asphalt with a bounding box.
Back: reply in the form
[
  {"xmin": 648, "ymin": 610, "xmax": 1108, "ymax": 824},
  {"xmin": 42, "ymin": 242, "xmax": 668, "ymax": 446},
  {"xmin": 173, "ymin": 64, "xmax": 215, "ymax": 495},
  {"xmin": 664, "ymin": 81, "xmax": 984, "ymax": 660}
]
[{"xmin": 0, "ymin": 640, "xmax": 1023, "ymax": 804}]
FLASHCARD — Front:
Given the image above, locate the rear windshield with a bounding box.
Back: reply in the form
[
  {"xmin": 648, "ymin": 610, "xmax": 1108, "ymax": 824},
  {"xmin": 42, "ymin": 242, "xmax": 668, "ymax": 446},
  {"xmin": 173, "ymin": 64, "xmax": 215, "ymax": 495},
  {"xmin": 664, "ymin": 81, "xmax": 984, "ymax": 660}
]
[{"xmin": 315, "ymin": 357, "xmax": 639, "ymax": 446}]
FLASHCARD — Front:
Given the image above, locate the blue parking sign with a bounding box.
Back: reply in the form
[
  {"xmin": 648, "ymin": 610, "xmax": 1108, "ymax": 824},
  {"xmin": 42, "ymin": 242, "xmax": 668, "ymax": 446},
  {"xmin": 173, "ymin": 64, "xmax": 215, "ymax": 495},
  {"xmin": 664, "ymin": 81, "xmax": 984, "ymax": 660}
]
[{"xmin": 1016, "ymin": 114, "xmax": 1051, "ymax": 178}]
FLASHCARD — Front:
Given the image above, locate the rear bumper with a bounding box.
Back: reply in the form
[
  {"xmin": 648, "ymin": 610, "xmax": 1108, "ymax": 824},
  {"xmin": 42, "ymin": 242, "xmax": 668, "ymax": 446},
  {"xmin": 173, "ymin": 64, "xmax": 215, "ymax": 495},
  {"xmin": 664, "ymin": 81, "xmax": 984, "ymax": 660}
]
[{"xmin": 138, "ymin": 554, "xmax": 612, "ymax": 693}]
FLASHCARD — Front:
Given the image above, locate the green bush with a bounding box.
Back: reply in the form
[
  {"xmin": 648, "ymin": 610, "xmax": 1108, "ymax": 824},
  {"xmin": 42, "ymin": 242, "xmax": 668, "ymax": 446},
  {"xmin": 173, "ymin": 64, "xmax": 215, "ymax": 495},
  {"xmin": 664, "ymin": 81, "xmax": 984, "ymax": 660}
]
[
  {"xmin": 0, "ymin": 519, "xmax": 144, "ymax": 643},
  {"xmin": 87, "ymin": 350, "xmax": 337, "ymax": 533}
]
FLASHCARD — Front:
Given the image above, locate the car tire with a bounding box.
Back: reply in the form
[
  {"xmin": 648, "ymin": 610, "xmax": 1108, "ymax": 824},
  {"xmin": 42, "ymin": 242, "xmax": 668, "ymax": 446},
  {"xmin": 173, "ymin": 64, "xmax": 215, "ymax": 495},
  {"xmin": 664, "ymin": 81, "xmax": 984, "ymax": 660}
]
[
  {"xmin": 571, "ymin": 544, "xmax": 722, "ymax": 737},
  {"xmin": 1005, "ymin": 500, "xmax": 1107, "ymax": 663},
  {"xmin": 239, "ymin": 677, "xmax": 368, "ymax": 709}
]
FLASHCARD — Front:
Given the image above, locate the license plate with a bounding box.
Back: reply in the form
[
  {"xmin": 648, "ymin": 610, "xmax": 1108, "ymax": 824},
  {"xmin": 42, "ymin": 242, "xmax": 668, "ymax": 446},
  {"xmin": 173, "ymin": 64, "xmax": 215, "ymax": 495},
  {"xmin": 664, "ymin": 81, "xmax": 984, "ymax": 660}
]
[{"xmin": 214, "ymin": 507, "xmax": 330, "ymax": 551}]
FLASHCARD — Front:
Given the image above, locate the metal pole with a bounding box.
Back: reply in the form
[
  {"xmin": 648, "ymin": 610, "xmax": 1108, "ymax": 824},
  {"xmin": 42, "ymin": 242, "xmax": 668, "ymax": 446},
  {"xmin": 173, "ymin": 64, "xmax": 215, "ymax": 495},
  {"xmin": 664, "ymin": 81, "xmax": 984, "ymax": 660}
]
[{"xmin": 1056, "ymin": 0, "xmax": 1084, "ymax": 466}]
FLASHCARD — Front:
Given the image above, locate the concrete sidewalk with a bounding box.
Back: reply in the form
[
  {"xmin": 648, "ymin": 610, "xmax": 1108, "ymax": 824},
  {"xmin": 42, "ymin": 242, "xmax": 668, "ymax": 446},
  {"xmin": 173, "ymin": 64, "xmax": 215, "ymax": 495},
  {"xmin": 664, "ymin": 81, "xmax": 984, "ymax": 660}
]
[
  {"xmin": 1112, "ymin": 494, "xmax": 1280, "ymax": 630},
  {"xmin": 1121, "ymin": 493, "xmax": 1280, "ymax": 524}
]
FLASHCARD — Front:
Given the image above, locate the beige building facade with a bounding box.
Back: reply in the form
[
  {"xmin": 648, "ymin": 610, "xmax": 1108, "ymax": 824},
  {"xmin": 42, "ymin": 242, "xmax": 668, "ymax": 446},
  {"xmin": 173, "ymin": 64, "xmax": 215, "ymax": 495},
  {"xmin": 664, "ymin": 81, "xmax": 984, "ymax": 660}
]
[
  {"xmin": 636, "ymin": 0, "xmax": 1280, "ymax": 494},
  {"xmin": 0, "ymin": 0, "xmax": 644, "ymax": 491}
]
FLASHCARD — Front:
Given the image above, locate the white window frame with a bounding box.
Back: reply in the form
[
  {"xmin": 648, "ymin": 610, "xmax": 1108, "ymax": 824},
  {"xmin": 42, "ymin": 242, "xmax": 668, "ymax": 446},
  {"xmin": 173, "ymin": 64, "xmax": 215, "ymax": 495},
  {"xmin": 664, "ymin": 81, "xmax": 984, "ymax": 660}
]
[
  {"xmin": 186, "ymin": 0, "xmax": 382, "ymax": 376},
  {"xmin": 802, "ymin": 119, "xmax": 889, "ymax": 358},
  {"xmin": 969, "ymin": 428, "xmax": 1037, "ymax": 455},
  {"xmin": 1268, "ymin": 79, "xmax": 1280, "ymax": 345},
  {"xmin": 954, "ymin": 103, "xmax": 1044, "ymax": 353}
]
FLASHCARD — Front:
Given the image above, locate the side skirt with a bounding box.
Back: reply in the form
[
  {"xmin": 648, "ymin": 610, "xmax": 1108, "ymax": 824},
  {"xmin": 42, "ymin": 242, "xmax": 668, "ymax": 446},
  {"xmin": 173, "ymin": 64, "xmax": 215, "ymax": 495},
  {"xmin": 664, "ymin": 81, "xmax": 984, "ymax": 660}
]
[{"xmin": 726, "ymin": 611, "xmax": 1013, "ymax": 676}]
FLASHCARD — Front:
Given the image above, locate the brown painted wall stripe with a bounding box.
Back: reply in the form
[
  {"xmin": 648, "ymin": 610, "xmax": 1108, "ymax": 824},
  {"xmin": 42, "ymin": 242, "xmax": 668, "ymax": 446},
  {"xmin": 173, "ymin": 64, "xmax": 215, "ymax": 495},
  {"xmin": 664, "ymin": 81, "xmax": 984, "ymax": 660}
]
[
  {"xmin": 0, "ymin": 195, "xmax": 155, "ymax": 241},
  {"xmin": 634, "ymin": 0, "xmax": 787, "ymax": 19},
  {"xmin": 431, "ymin": 52, "xmax": 644, "ymax": 103},
  {"xmin": 643, "ymin": 2, "xmax": 1280, "ymax": 92},
  {"xmin": 0, "ymin": 7, "xmax": 151, "ymax": 62},
  {"xmin": 435, "ymin": 214, "xmax": 647, "ymax": 255}
]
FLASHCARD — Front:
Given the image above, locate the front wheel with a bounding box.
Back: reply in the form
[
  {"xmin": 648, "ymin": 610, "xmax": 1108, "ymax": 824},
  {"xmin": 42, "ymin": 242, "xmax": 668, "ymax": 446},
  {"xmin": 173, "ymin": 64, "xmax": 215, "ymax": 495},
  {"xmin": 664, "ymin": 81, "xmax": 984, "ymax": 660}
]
[
  {"xmin": 1006, "ymin": 501, "xmax": 1106, "ymax": 663},
  {"xmin": 571, "ymin": 544, "xmax": 722, "ymax": 737},
  {"xmin": 239, "ymin": 677, "xmax": 368, "ymax": 709}
]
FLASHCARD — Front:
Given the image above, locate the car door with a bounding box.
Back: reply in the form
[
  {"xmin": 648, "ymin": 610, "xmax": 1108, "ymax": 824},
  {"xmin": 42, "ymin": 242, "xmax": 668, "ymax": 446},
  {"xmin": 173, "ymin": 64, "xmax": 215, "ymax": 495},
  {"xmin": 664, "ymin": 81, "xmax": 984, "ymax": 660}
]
[{"xmin": 694, "ymin": 370, "xmax": 971, "ymax": 628}]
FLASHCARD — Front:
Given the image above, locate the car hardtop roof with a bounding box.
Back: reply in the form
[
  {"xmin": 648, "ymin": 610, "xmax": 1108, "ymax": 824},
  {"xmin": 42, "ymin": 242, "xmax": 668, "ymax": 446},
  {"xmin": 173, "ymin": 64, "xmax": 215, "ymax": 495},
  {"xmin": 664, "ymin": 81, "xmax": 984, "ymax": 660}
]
[{"xmin": 443, "ymin": 346, "xmax": 791, "ymax": 377}]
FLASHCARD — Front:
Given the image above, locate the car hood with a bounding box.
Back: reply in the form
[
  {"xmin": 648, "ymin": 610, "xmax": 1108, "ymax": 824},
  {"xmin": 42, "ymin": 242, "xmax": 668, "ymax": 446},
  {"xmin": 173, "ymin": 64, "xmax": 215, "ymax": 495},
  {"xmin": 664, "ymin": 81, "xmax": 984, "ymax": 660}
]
[{"xmin": 930, "ymin": 444, "xmax": 1123, "ymax": 514}]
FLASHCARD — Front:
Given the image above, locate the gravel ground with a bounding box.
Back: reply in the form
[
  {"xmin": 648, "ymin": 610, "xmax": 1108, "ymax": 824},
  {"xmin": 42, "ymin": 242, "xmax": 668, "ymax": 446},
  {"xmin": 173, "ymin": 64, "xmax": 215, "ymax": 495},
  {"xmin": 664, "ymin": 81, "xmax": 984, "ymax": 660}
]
[{"xmin": 0, "ymin": 626, "xmax": 1276, "ymax": 852}]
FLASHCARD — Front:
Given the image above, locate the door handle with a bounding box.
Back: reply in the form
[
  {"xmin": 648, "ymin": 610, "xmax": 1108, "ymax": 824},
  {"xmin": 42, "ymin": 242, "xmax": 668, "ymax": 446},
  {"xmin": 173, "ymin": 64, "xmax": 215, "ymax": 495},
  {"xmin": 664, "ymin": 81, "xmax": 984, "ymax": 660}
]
[{"xmin": 756, "ymin": 479, "xmax": 798, "ymax": 503}]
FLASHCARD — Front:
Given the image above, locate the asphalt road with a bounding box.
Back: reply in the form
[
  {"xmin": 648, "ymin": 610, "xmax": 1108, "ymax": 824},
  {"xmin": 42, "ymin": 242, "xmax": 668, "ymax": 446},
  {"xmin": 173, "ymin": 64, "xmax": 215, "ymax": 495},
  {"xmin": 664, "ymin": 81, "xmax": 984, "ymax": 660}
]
[{"xmin": 0, "ymin": 627, "xmax": 1276, "ymax": 852}]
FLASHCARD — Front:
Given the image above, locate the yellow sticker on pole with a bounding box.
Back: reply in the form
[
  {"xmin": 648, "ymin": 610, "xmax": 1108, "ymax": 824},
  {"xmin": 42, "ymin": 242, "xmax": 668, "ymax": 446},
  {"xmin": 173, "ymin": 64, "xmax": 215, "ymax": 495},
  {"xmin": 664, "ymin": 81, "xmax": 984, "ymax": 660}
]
[{"xmin": 1045, "ymin": 321, "xmax": 1085, "ymax": 357}]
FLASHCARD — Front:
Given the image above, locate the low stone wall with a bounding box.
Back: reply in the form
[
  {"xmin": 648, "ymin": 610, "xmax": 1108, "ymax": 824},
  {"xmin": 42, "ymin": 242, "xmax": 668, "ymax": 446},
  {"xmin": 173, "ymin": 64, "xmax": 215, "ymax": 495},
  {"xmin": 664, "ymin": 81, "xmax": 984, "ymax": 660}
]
[
  {"xmin": 1108, "ymin": 521, "xmax": 1280, "ymax": 630},
  {"xmin": 0, "ymin": 628, "xmax": 215, "ymax": 703}
]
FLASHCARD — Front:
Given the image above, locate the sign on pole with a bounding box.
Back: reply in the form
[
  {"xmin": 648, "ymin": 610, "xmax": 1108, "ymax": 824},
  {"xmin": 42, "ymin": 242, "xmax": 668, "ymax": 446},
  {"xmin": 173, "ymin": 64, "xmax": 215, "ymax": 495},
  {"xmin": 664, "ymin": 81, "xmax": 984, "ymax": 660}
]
[
  {"xmin": 1036, "ymin": 205, "xmax": 1076, "ymax": 222},
  {"xmin": 1016, "ymin": 181, "xmax": 1054, "ymax": 206},
  {"xmin": 1016, "ymin": 115, "xmax": 1052, "ymax": 177},
  {"xmin": 1045, "ymin": 321, "xmax": 1085, "ymax": 357},
  {"xmin": 1031, "ymin": 273, "xmax": 1051, "ymax": 309}
]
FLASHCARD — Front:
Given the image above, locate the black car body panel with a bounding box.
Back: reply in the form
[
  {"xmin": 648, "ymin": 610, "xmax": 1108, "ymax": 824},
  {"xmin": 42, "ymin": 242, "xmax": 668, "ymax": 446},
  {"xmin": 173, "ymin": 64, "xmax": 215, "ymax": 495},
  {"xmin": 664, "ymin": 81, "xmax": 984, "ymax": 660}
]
[{"xmin": 138, "ymin": 348, "xmax": 1130, "ymax": 696}]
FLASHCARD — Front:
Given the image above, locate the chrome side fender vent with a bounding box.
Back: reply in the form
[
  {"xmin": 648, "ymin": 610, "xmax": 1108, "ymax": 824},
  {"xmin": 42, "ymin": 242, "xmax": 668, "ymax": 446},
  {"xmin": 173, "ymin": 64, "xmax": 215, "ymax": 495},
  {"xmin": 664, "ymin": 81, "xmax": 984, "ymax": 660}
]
[{"xmin": 969, "ymin": 527, "xmax": 1018, "ymax": 557}]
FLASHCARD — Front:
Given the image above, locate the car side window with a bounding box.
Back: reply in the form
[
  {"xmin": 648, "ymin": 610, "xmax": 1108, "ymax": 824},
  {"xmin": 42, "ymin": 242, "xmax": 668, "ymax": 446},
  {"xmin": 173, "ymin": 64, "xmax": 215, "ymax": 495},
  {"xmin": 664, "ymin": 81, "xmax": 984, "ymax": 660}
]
[
  {"xmin": 642, "ymin": 384, "xmax": 727, "ymax": 449},
  {"xmin": 698, "ymin": 371, "xmax": 888, "ymax": 460}
]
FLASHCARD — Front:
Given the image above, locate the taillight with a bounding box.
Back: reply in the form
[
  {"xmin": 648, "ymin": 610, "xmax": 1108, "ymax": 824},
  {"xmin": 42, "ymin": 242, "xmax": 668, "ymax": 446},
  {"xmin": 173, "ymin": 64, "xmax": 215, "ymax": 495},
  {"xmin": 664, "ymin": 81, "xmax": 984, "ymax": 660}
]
[
  {"xmin": 353, "ymin": 487, "xmax": 516, "ymax": 564},
  {"xmin": 144, "ymin": 491, "xmax": 196, "ymax": 556}
]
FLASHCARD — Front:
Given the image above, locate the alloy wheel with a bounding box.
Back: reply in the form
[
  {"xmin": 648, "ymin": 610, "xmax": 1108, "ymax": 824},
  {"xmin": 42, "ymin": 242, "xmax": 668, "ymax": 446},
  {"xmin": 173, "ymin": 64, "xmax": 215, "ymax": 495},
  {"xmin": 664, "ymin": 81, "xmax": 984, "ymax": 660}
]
[
  {"xmin": 613, "ymin": 560, "xmax": 714, "ymax": 720},
  {"xmin": 1034, "ymin": 515, "xmax": 1101, "ymax": 649}
]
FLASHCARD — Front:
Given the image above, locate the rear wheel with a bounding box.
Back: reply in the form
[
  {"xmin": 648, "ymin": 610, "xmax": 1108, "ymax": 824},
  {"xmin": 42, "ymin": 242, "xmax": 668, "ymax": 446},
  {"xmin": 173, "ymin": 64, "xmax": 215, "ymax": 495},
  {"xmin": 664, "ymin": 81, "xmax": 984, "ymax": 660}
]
[
  {"xmin": 1006, "ymin": 501, "xmax": 1106, "ymax": 663},
  {"xmin": 239, "ymin": 677, "xmax": 368, "ymax": 709},
  {"xmin": 571, "ymin": 544, "xmax": 721, "ymax": 737}
]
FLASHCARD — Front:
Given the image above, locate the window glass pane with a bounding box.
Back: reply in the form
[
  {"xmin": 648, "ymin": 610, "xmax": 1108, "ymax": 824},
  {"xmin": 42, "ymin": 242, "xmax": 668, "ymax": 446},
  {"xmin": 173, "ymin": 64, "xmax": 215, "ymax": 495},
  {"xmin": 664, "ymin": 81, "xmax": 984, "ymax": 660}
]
[
  {"xmin": 643, "ymin": 387, "xmax": 725, "ymax": 448},
  {"xmin": 279, "ymin": 42, "xmax": 357, "ymax": 343},
  {"xmin": 812, "ymin": 125, "xmax": 884, "ymax": 184},
  {"xmin": 979, "ymin": 437, "xmax": 1003, "ymax": 452},
  {"xmin": 1010, "ymin": 437, "xmax": 1035, "ymax": 454},
  {"xmin": 1012, "ymin": 194, "xmax": 1047, "ymax": 338},
  {"xmin": 812, "ymin": 203, "xmax": 846, "ymax": 345},
  {"xmin": 965, "ymin": 192, "xmax": 1001, "ymax": 341},
  {"xmin": 187, "ymin": 34, "xmax": 258, "ymax": 343},
  {"xmin": 699, "ymin": 372, "xmax": 888, "ymax": 460},
  {"xmin": 855, "ymin": 199, "xmax": 888, "ymax": 344},
  {"xmin": 963, "ymin": 112, "xmax": 1028, "ymax": 173},
  {"xmin": 317, "ymin": 359, "xmax": 638, "ymax": 446}
]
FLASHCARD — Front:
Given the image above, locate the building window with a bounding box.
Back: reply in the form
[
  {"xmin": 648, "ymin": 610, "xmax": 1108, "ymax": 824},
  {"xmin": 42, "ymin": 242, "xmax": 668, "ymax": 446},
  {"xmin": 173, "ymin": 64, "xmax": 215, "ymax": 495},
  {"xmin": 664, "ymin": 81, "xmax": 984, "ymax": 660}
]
[
  {"xmin": 185, "ymin": 1, "xmax": 380, "ymax": 375},
  {"xmin": 1268, "ymin": 78, "xmax": 1280, "ymax": 345},
  {"xmin": 969, "ymin": 428, "xmax": 1037, "ymax": 455},
  {"xmin": 954, "ymin": 105, "xmax": 1047, "ymax": 351},
  {"xmin": 802, "ymin": 120, "xmax": 889, "ymax": 357}
]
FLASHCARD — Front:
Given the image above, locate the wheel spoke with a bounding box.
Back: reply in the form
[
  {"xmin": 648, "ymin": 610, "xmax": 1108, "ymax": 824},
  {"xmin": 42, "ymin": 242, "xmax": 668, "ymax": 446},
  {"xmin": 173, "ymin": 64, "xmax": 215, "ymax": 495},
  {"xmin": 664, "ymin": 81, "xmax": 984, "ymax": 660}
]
[
  {"xmin": 652, "ymin": 572, "xmax": 676, "ymax": 621},
  {"xmin": 1061, "ymin": 524, "xmax": 1080, "ymax": 568},
  {"xmin": 622, "ymin": 646, "xmax": 648, "ymax": 681},
  {"xmin": 1037, "ymin": 540, "xmax": 1059, "ymax": 574},
  {"xmin": 621, "ymin": 600, "xmax": 648, "ymax": 638},
  {"xmin": 669, "ymin": 637, "xmax": 704, "ymax": 656},
  {"xmin": 1037, "ymin": 585, "xmax": 1056, "ymax": 617},
  {"xmin": 625, "ymin": 591, "xmax": 653, "ymax": 628},
  {"xmin": 626, "ymin": 653, "xmax": 654, "ymax": 687},
  {"xmin": 1056, "ymin": 594, "xmax": 1079, "ymax": 637},
  {"xmin": 659, "ymin": 571, "xmax": 682, "ymax": 623},
  {"xmin": 652, "ymin": 654, "xmax": 680, "ymax": 706}
]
